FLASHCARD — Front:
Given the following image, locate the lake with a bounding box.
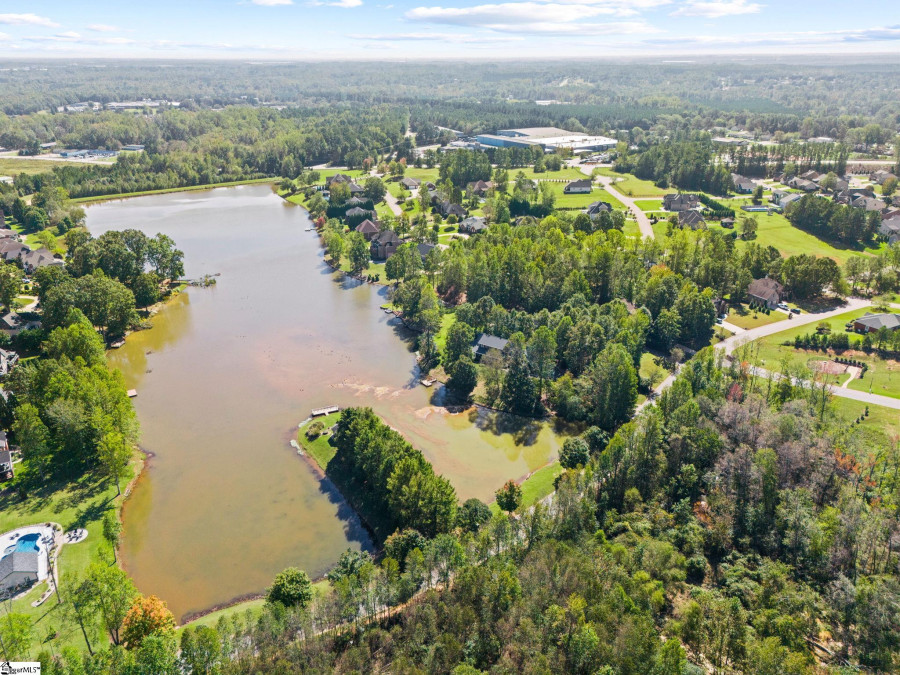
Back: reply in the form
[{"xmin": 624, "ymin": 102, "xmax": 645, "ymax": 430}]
[{"xmin": 87, "ymin": 184, "xmax": 564, "ymax": 621}]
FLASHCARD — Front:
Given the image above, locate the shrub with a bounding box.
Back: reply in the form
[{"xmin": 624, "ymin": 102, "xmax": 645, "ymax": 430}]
[{"xmin": 306, "ymin": 421, "xmax": 324, "ymax": 439}]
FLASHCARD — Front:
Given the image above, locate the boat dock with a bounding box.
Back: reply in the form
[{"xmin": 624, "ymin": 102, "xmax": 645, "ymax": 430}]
[{"xmin": 311, "ymin": 405, "xmax": 340, "ymax": 417}]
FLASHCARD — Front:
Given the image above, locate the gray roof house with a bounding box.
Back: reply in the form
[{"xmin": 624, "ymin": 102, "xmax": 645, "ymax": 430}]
[
  {"xmin": 679, "ymin": 210, "xmax": 707, "ymax": 230},
  {"xmin": 437, "ymin": 201, "xmax": 467, "ymax": 219},
  {"xmin": 345, "ymin": 206, "xmax": 372, "ymax": 219},
  {"xmin": 21, "ymin": 248, "xmax": 63, "ymax": 274},
  {"xmin": 472, "ymin": 333, "xmax": 509, "ymax": 360},
  {"xmin": 0, "ymin": 536, "xmax": 42, "ymax": 593},
  {"xmin": 878, "ymin": 216, "xmax": 900, "ymax": 242},
  {"xmin": 564, "ymin": 179, "xmax": 593, "ymax": 194},
  {"xmin": 417, "ymin": 242, "xmax": 436, "ymax": 261},
  {"xmin": 347, "ymin": 182, "xmax": 366, "ymax": 195},
  {"xmin": 0, "ymin": 431, "xmax": 12, "ymax": 481},
  {"xmin": 747, "ymin": 277, "xmax": 784, "ymax": 309},
  {"xmin": 400, "ymin": 177, "xmax": 421, "ymax": 189},
  {"xmin": 585, "ymin": 201, "xmax": 613, "ymax": 220},
  {"xmin": 663, "ymin": 193, "xmax": 701, "ymax": 212},
  {"xmin": 459, "ymin": 216, "xmax": 488, "ymax": 234},
  {"xmin": 0, "ymin": 348, "xmax": 18, "ymax": 378},
  {"xmin": 853, "ymin": 313, "xmax": 900, "ymax": 333},
  {"xmin": 731, "ymin": 175, "xmax": 757, "ymax": 194}
]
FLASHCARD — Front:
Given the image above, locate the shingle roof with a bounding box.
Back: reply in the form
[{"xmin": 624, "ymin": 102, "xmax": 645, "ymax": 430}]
[
  {"xmin": 855, "ymin": 313, "xmax": 900, "ymax": 331},
  {"xmin": 747, "ymin": 277, "xmax": 783, "ymax": 303},
  {"xmin": 0, "ymin": 549, "xmax": 40, "ymax": 579},
  {"xmin": 473, "ymin": 333, "xmax": 509, "ymax": 352}
]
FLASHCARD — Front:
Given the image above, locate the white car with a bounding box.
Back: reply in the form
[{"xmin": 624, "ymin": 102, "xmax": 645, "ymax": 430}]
[{"xmin": 777, "ymin": 302, "xmax": 789, "ymax": 310}]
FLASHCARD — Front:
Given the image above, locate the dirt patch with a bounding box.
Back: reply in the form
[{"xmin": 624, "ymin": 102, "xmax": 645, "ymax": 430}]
[{"xmin": 813, "ymin": 360, "xmax": 850, "ymax": 375}]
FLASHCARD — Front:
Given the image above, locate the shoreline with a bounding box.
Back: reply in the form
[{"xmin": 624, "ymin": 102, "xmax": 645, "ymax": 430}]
[{"xmin": 71, "ymin": 177, "xmax": 278, "ymax": 205}]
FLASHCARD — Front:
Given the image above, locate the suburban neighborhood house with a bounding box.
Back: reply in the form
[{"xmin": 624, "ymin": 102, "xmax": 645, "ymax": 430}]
[
  {"xmin": 472, "ymin": 333, "xmax": 509, "ymax": 361},
  {"xmin": 731, "ymin": 174, "xmax": 757, "ymax": 194},
  {"xmin": 355, "ymin": 218, "xmax": 382, "ymax": 241},
  {"xmin": 663, "ymin": 193, "xmax": 701, "ymax": 212},
  {"xmin": 564, "ymin": 179, "xmax": 593, "ymax": 194},
  {"xmin": 585, "ymin": 201, "xmax": 612, "ymax": 220},
  {"xmin": 0, "ymin": 430, "xmax": 13, "ymax": 481},
  {"xmin": 0, "ymin": 530, "xmax": 47, "ymax": 595},
  {"xmin": 370, "ymin": 230, "xmax": 400, "ymax": 260},
  {"xmin": 747, "ymin": 277, "xmax": 784, "ymax": 309},
  {"xmin": 853, "ymin": 313, "xmax": 900, "ymax": 333},
  {"xmin": 679, "ymin": 210, "xmax": 707, "ymax": 230}
]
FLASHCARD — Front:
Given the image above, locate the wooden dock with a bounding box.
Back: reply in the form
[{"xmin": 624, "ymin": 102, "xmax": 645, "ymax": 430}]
[
  {"xmin": 127, "ymin": 389, "xmax": 138, "ymax": 398},
  {"xmin": 311, "ymin": 405, "xmax": 340, "ymax": 417}
]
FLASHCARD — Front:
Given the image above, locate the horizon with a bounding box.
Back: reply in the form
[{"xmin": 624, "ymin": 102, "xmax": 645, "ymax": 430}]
[{"xmin": 1, "ymin": 1, "xmax": 899, "ymax": 59}]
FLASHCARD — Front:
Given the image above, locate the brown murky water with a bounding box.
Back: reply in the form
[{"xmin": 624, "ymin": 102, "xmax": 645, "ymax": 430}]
[{"xmin": 88, "ymin": 185, "xmax": 563, "ymax": 621}]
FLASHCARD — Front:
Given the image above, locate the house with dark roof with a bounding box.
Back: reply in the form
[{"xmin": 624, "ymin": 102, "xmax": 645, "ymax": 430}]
[
  {"xmin": 679, "ymin": 210, "xmax": 706, "ymax": 230},
  {"xmin": 731, "ymin": 175, "xmax": 757, "ymax": 194},
  {"xmin": 852, "ymin": 196, "xmax": 887, "ymax": 212},
  {"xmin": 417, "ymin": 242, "xmax": 436, "ymax": 262},
  {"xmin": 747, "ymin": 277, "xmax": 784, "ymax": 309},
  {"xmin": 871, "ymin": 170, "xmax": 898, "ymax": 186},
  {"xmin": 853, "ymin": 312, "xmax": 900, "ymax": 333},
  {"xmin": 459, "ymin": 216, "xmax": 487, "ymax": 234},
  {"xmin": 585, "ymin": 201, "xmax": 612, "ymax": 220},
  {"xmin": 0, "ymin": 348, "xmax": 18, "ymax": 378},
  {"xmin": 472, "ymin": 333, "xmax": 509, "ymax": 361},
  {"xmin": 370, "ymin": 230, "xmax": 400, "ymax": 260},
  {"xmin": 345, "ymin": 206, "xmax": 372, "ymax": 219},
  {"xmin": 787, "ymin": 177, "xmax": 818, "ymax": 192},
  {"xmin": 355, "ymin": 219, "xmax": 381, "ymax": 241},
  {"xmin": 400, "ymin": 177, "xmax": 421, "ymax": 190},
  {"xmin": 347, "ymin": 182, "xmax": 366, "ymax": 196},
  {"xmin": 0, "ymin": 239, "xmax": 29, "ymax": 263},
  {"xmin": 564, "ymin": 179, "xmax": 593, "ymax": 194},
  {"xmin": 800, "ymin": 170, "xmax": 820, "ymax": 181},
  {"xmin": 21, "ymin": 248, "xmax": 63, "ymax": 275},
  {"xmin": 663, "ymin": 193, "xmax": 700, "ymax": 212},
  {"xmin": 720, "ymin": 217, "xmax": 735, "ymax": 229},
  {"xmin": 345, "ymin": 196, "xmax": 367, "ymax": 207},
  {"xmin": 437, "ymin": 201, "xmax": 467, "ymax": 219},
  {"xmin": 467, "ymin": 180, "xmax": 493, "ymax": 197},
  {"xmin": 879, "ymin": 216, "xmax": 900, "ymax": 242},
  {"xmin": 325, "ymin": 173, "xmax": 353, "ymax": 186}
]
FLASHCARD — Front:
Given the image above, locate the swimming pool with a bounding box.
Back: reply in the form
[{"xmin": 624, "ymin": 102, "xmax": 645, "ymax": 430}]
[{"xmin": 3, "ymin": 533, "xmax": 40, "ymax": 556}]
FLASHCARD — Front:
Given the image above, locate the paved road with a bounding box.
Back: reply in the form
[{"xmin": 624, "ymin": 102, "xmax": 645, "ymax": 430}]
[{"xmin": 572, "ymin": 160, "xmax": 655, "ymax": 239}]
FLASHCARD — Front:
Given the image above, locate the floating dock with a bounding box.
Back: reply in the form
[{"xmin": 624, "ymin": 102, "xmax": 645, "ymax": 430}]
[{"xmin": 127, "ymin": 389, "xmax": 138, "ymax": 398}]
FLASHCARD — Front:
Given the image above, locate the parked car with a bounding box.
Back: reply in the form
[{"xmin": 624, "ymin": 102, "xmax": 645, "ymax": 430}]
[
  {"xmin": 777, "ymin": 302, "xmax": 789, "ymax": 310},
  {"xmin": 791, "ymin": 308, "xmax": 801, "ymax": 314}
]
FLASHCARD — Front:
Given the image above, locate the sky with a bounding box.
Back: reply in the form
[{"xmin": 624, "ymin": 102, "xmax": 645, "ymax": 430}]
[{"xmin": 0, "ymin": 0, "xmax": 899, "ymax": 59}]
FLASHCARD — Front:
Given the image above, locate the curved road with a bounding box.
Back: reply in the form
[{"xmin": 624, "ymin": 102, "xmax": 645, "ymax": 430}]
[{"xmin": 573, "ymin": 161, "xmax": 655, "ymax": 239}]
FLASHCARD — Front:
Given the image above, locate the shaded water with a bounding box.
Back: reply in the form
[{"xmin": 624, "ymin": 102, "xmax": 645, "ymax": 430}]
[{"xmin": 88, "ymin": 185, "xmax": 564, "ymax": 621}]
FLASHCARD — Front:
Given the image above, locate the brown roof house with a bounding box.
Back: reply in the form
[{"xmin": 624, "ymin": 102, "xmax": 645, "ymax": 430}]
[
  {"xmin": 370, "ymin": 230, "xmax": 400, "ymax": 260},
  {"xmin": 663, "ymin": 193, "xmax": 701, "ymax": 212},
  {"xmin": 679, "ymin": 210, "xmax": 707, "ymax": 230},
  {"xmin": 467, "ymin": 180, "xmax": 493, "ymax": 197},
  {"xmin": 355, "ymin": 219, "xmax": 382, "ymax": 241},
  {"xmin": 747, "ymin": 277, "xmax": 783, "ymax": 310}
]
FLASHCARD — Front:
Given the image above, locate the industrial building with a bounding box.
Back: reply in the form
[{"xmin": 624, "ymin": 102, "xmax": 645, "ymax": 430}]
[{"xmin": 475, "ymin": 127, "xmax": 617, "ymax": 153}]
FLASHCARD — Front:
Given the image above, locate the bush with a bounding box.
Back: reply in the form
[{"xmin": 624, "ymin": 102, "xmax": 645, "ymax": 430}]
[{"xmin": 305, "ymin": 420, "xmax": 324, "ymax": 439}]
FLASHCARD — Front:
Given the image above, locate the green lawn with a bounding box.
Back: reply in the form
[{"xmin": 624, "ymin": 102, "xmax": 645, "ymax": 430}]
[
  {"xmin": 0, "ymin": 457, "xmax": 141, "ymax": 656},
  {"xmin": 401, "ymin": 167, "xmax": 441, "ymax": 183},
  {"xmin": 510, "ymin": 166, "xmax": 586, "ymax": 182},
  {"xmin": 726, "ymin": 304, "xmax": 786, "ymax": 330},
  {"xmin": 634, "ymin": 199, "xmax": 663, "ymax": 212},
  {"xmin": 594, "ymin": 168, "xmax": 675, "ymax": 198},
  {"xmin": 542, "ymin": 182, "xmax": 600, "ymax": 209},
  {"xmin": 830, "ymin": 398, "xmax": 900, "ymax": 448},
  {"xmin": 0, "ymin": 156, "xmax": 73, "ymax": 176},
  {"xmin": 433, "ymin": 312, "xmax": 457, "ymax": 353},
  {"xmin": 297, "ymin": 412, "xmax": 343, "ymax": 470},
  {"xmin": 639, "ymin": 352, "xmax": 669, "ymax": 387},
  {"xmin": 489, "ymin": 461, "xmax": 564, "ymax": 515},
  {"xmin": 315, "ymin": 168, "xmax": 366, "ymax": 181},
  {"xmin": 749, "ymin": 307, "xmax": 900, "ymax": 398}
]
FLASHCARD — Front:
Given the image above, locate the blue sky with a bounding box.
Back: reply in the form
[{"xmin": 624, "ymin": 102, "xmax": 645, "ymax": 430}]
[{"xmin": 1, "ymin": 1, "xmax": 899, "ymax": 58}]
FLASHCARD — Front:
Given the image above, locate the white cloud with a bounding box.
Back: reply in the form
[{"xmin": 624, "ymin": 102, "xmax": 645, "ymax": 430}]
[
  {"xmin": 87, "ymin": 24, "xmax": 120, "ymax": 32},
  {"xmin": 251, "ymin": 0, "xmax": 294, "ymax": 5},
  {"xmin": 672, "ymin": 0, "xmax": 762, "ymax": 18},
  {"xmin": 0, "ymin": 13, "xmax": 60, "ymax": 27},
  {"xmin": 309, "ymin": 0, "xmax": 363, "ymax": 6},
  {"xmin": 351, "ymin": 31, "xmax": 525, "ymax": 42}
]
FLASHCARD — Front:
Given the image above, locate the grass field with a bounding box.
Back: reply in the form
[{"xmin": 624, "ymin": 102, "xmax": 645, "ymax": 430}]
[
  {"xmin": 830, "ymin": 398, "xmax": 900, "ymax": 446},
  {"xmin": 595, "ymin": 188, "xmax": 627, "ymax": 212},
  {"xmin": 0, "ymin": 156, "xmax": 73, "ymax": 176},
  {"xmin": 297, "ymin": 412, "xmax": 343, "ymax": 470},
  {"xmin": 748, "ymin": 307, "xmax": 900, "ymax": 398},
  {"xmin": 543, "ymin": 182, "xmax": 600, "ymax": 209},
  {"xmin": 726, "ymin": 304, "xmax": 786, "ymax": 330},
  {"xmin": 634, "ymin": 199, "xmax": 663, "ymax": 212},
  {"xmin": 433, "ymin": 312, "xmax": 457, "ymax": 353},
  {"xmin": 594, "ymin": 168, "xmax": 675, "ymax": 197},
  {"xmin": 0, "ymin": 456, "xmax": 142, "ymax": 655},
  {"xmin": 510, "ymin": 166, "xmax": 586, "ymax": 182}
]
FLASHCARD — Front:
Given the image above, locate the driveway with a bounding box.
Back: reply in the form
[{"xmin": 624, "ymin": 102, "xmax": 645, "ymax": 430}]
[{"xmin": 571, "ymin": 160, "xmax": 655, "ymax": 239}]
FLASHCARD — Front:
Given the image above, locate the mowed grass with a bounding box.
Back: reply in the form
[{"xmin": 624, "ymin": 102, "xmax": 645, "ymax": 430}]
[
  {"xmin": 297, "ymin": 412, "xmax": 343, "ymax": 470},
  {"xmin": 0, "ymin": 456, "xmax": 141, "ymax": 655},
  {"xmin": 511, "ymin": 166, "xmax": 586, "ymax": 181},
  {"xmin": 594, "ymin": 168, "xmax": 675, "ymax": 197},
  {"xmin": 634, "ymin": 199, "xmax": 663, "ymax": 212},
  {"xmin": 830, "ymin": 397, "xmax": 900, "ymax": 447},
  {"xmin": 489, "ymin": 461, "xmax": 564, "ymax": 515},
  {"xmin": 726, "ymin": 304, "xmax": 786, "ymax": 330},
  {"xmin": 749, "ymin": 307, "xmax": 900, "ymax": 398}
]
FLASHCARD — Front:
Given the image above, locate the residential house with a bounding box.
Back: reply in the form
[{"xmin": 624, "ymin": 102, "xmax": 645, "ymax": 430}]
[
  {"xmin": 325, "ymin": 173, "xmax": 353, "ymax": 186},
  {"xmin": 400, "ymin": 177, "xmax": 421, "ymax": 190},
  {"xmin": 459, "ymin": 216, "xmax": 488, "ymax": 234},
  {"xmin": 0, "ymin": 348, "xmax": 18, "ymax": 378},
  {"xmin": 663, "ymin": 193, "xmax": 700, "ymax": 212},
  {"xmin": 345, "ymin": 196, "xmax": 367, "ymax": 207},
  {"xmin": 731, "ymin": 175, "xmax": 757, "ymax": 194},
  {"xmin": 437, "ymin": 201, "xmax": 467, "ymax": 219},
  {"xmin": 787, "ymin": 177, "xmax": 818, "ymax": 192},
  {"xmin": 355, "ymin": 219, "xmax": 381, "ymax": 241},
  {"xmin": 0, "ymin": 312, "xmax": 40, "ymax": 334},
  {"xmin": 467, "ymin": 180, "xmax": 493, "ymax": 197},
  {"xmin": 0, "ymin": 229, "xmax": 19, "ymax": 240},
  {"xmin": 851, "ymin": 196, "xmax": 886, "ymax": 212},
  {"xmin": 585, "ymin": 201, "xmax": 613, "ymax": 220},
  {"xmin": 563, "ymin": 179, "xmax": 593, "ymax": 194},
  {"xmin": 417, "ymin": 242, "xmax": 436, "ymax": 262},
  {"xmin": 21, "ymin": 248, "xmax": 63, "ymax": 274},
  {"xmin": 747, "ymin": 277, "xmax": 784, "ymax": 309},
  {"xmin": 679, "ymin": 210, "xmax": 707, "ymax": 230},
  {"xmin": 0, "ymin": 239, "xmax": 28, "ymax": 263},
  {"xmin": 771, "ymin": 191, "xmax": 803, "ymax": 210},
  {"xmin": 853, "ymin": 312, "xmax": 900, "ymax": 333},
  {"xmin": 879, "ymin": 216, "xmax": 900, "ymax": 243},
  {"xmin": 345, "ymin": 206, "xmax": 372, "ymax": 220},
  {"xmin": 0, "ymin": 431, "xmax": 12, "ymax": 481},
  {"xmin": 347, "ymin": 182, "xmax": 366, "ymax": 196},
  {"xmin": 871, "ymin": 170, "xmax": 898, "ymax": 186},
  {"xmin": 472, "ymin": 333, "xmax": 509, "ymax": 361},
  {"xmin": 799, "ymin": 170, "xmax": 820, "ymax": 181},
  {"xmin": 370, "ymin": 230, "xmax": 400, "ymax": 260},
  {"xmin": 720, "ymin": 217, "xmax": 735, "ymax": 229},
  {"xmin": 0, "ymin": 533, "xmax": 44, "ymax": 593}
]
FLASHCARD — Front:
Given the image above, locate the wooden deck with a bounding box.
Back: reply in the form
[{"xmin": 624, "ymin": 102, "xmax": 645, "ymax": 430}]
[{"xmin": 311, "ymin": 405, "xmax": 340, "ymax": 417}]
